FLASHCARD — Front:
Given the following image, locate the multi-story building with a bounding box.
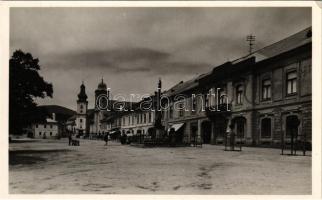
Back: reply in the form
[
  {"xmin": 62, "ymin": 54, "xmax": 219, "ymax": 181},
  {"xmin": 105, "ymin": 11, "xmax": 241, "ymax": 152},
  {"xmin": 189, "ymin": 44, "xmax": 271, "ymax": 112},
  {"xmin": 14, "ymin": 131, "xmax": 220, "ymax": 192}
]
[
  {"xmin": 32, "ymin": 113, "xmax": 60, "ymax": 139},
  {"xmin": 161, "ymin": 27, "xmax": 312, "ymax": 148},
  {"xmin": 120, "ymin": 107, "xmax": 155, "ymax": 136},
  {"xmin": 31, "ymin": 105, "xmax": 76, "ymax": 139},
  {"xmin": 161, "ymin": 76, "xmax": 210, "ymax": 144}
]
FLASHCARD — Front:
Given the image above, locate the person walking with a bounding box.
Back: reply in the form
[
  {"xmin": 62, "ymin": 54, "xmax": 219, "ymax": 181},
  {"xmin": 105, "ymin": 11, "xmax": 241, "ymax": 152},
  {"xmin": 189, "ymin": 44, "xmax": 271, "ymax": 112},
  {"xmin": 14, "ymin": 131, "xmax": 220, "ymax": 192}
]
[
  {"xmin": 104, "ymin": 133, "xmax": 109, "ymax": 146},
  {"xmin": 68, "ymin": 133, "xmax": 72, "ymax": 146},
  {"xmin": 229, "ymin": 125, "xmax": 235, "ymax": 151}
]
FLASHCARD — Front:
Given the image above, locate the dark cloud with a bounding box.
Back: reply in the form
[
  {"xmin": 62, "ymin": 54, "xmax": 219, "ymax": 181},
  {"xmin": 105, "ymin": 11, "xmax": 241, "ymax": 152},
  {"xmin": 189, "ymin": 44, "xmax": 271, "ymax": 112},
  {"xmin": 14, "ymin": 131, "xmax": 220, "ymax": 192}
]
[{"xmin": 10, "ymin": 7, "xmax": 311, "ymax": 110}]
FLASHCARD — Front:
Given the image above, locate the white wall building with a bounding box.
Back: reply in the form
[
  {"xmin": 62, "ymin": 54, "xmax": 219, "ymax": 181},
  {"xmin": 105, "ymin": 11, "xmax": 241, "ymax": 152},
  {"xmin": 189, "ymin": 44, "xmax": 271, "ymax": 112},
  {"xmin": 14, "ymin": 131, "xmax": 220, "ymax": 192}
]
[{"xmin": 33, "ymin": 113, "xmax": 60, "ymax": 139}]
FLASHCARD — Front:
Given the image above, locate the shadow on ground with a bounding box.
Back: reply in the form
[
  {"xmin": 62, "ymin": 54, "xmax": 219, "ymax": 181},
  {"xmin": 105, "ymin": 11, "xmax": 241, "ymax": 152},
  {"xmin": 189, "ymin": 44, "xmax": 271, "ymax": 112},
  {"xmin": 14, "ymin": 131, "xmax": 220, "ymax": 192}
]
[{"xmin": 9, "ymin": 149, "xmax": 70, "ymax": 165}]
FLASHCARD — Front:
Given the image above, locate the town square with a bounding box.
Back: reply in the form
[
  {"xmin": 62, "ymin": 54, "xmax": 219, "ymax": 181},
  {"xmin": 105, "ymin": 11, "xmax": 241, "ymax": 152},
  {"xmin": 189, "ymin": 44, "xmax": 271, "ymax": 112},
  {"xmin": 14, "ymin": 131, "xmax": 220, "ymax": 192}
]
[
  {"xmin": 10, "ymin": 138, "xmax": 311, "ymax": 194},
  {"xmin": 8, "ymin": 6, "xmax": 312, "ymax": 195}
]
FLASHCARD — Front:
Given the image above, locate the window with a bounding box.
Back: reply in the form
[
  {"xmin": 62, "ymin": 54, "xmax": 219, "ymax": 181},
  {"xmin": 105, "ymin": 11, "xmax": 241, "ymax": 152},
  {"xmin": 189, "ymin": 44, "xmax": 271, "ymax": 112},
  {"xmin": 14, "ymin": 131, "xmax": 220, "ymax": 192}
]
[
  {"xmin": 261, "ymin": 118, "xmax": 271, "ymax": 138},
  {"xmin": 262, "ymin": 79, "xmax": 271, "ymax": 100},
  {"xmin": 50, "ymin": 124, "xmax": 53, "ymax": 128},
  {"xmin": 44, "ymin": 124, "xmax": 47, "ymax": 128},
  {"xmin": 50, "ymin": 132, "xmax": 52, "ymax": 136},
  {"xmin": 36, "ymin": 124, "xmax": 38, "ymax": 128},
  {"xmin": 148, "ymin": 112, "xmax": 152, "ymax": 123},
  {"xmin": 204, "ymin": 94, "xmax": 209, "ymax": 108},
  {"xmin": 192, "ymin": 97, "xmax": 197, "ymax": 114},
  {"xmin": 123, "ymin": 117, "xmax": 125, "ymax": 126},
  {"xmin": 128, "ymin": 116, "xmax": 130, "ymax": 125},
  {"xmin": 169, "ymin": 105, "xmax": 173, "ymax": 119},
  {"xmin": 137, "ymin": 115, "xmax": 139, "ymax": 124},
  {"xmin": 80, "ymin": 105, "xmax": 83, "ymax": 109},
  {"xmin": 286, "ymin": 71, "xmax": 297, "ymax": 95},
  {"xmin": 218, "ymin": 89, "xmax": 225, "ymax": 104},
  {"xmin": 132, "ymin": 116, "xmax": 134, "ymax": 125},
  {"xmin": 179, "ymin": 102, "xmax": 184, "ymax": 117},
  {"xmin": 39, "ymin": 132, "xmax": 42, "ymax": 136},
  {"xmin": 80, "ymin": 119, "xmax": 82, "ymax": 123},
  {"xmin": 236, "ymin": 85, "xmax": 243, "ymax": 104}
]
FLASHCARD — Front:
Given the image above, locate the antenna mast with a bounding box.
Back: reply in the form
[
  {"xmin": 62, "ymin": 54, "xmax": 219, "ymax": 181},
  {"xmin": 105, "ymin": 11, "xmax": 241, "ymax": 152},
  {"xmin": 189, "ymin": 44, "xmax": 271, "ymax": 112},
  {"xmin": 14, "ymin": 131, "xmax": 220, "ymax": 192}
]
[{"xmin": 246, "ymin": 34, "xmax": 256, "ymax": 54}]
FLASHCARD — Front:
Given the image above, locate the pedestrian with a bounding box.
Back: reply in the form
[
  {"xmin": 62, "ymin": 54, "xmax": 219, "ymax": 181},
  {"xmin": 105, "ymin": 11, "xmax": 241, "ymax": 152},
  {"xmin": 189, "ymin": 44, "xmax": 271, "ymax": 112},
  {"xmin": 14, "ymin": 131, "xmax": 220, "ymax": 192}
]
[
  {"xmin": 169, "ymin": 128, "xmax": 175, "ymax": 147},
  {"xmin": 104, "ymin": 133, "xmax": 109, "ymax": 146},
  {"xmin": 68, "ymin": 133, "xmax": 72, "ymax": 146},
  {"xmin": 229, "ymin": 125, "xmax": 235, "ymax": 151}
]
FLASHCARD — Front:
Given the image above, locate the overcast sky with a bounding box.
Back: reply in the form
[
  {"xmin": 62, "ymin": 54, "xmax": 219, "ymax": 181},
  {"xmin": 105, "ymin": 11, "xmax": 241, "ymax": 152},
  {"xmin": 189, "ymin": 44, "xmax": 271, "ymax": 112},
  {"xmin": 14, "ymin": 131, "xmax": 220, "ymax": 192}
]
[{"xmin": 10, "ymin": 7, "xmax": 311, "ymax": 110}]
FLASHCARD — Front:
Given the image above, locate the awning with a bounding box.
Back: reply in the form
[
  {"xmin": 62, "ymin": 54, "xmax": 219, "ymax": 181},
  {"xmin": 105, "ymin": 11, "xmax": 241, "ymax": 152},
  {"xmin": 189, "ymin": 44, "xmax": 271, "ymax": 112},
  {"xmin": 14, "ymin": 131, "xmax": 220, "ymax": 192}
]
[{"xmin": 168, "ymin": 123, "xmax": 185, "ymax": 132}]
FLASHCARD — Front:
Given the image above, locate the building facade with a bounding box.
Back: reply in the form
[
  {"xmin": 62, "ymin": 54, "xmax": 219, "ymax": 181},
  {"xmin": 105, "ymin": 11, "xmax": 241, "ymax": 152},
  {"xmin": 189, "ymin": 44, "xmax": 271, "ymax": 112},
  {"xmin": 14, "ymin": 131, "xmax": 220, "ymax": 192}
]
[
  {"xmin": 161, "ymin": 27, "xmax": 312, "ymax": 148},
  {"xmin": 32, "ymin": 113, "xmax": 61, "ymax": 139}
]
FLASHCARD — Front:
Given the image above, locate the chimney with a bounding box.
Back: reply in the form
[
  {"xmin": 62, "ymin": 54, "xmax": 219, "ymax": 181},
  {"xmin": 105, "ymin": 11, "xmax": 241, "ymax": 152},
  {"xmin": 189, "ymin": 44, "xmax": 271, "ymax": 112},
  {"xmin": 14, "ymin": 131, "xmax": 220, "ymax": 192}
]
[{"xmin": 52, "ymin": 113, "xmax": 56, "ymax": 121}]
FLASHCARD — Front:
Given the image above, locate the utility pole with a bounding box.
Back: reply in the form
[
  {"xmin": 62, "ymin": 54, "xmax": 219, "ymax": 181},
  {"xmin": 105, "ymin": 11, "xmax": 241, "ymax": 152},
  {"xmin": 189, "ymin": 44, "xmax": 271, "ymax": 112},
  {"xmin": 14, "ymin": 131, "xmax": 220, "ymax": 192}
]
[{"xmin": 246, "ymin": 34, "xmax": 256, "ymax": 54}]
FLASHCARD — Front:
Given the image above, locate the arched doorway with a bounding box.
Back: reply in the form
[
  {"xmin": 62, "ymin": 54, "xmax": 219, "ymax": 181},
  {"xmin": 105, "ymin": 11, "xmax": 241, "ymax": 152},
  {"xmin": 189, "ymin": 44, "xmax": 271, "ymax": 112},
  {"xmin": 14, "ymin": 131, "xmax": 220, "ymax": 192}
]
[
  {"xmin": 286, "ymin": 115, "xmax": 300, "ymax": 138},
  {"xmin": 233, "ymin": 117, "xmax": 246, "ymax": 139},
  {"xmin": 201, "ymin": 121, "xmax": 212, "ymax": 144},
  {"xmin": 213, "ymin": 116, "xmax": 229, "ymax": 144}
]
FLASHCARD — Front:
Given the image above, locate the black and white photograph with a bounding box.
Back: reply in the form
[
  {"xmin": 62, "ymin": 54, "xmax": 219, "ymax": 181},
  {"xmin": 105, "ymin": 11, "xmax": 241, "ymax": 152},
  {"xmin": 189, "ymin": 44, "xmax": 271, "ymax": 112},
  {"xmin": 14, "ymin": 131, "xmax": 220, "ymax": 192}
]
[{"xmin": 6, "ymin": 4, "xmax": 316, "ymax": 195}]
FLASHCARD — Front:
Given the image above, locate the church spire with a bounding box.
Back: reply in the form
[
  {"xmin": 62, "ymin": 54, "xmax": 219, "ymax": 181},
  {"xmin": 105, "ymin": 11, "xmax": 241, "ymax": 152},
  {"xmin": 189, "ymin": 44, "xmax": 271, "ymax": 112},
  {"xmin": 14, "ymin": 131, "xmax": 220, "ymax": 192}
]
[{"xmin": 78, "ymin": 81, "xmax": 88, "ymax": 102}]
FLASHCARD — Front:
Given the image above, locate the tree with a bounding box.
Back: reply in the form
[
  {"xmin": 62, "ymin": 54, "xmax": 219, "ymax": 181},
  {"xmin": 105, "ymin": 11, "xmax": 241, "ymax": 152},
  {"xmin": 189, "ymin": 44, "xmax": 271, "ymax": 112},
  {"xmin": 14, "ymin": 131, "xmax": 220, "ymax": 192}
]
[{"xmin": 9, "ymin": 50, "xmax": 53, "ymax": 135}]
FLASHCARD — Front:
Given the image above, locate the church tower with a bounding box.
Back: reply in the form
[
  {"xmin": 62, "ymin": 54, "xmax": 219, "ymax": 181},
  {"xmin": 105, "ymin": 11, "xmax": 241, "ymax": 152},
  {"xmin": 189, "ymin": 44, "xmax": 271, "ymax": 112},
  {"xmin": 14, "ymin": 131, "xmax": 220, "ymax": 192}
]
[
  {"xmin": 95, "ymin": 78, "xmax": 108, "ymax": 110},
  {"xmin": 91, "ymin": 78, "xmax": 109, "ymax": 135},
  {"xmin": 76, "ymin": 82, "xmax": 88, "ymax": 135}
]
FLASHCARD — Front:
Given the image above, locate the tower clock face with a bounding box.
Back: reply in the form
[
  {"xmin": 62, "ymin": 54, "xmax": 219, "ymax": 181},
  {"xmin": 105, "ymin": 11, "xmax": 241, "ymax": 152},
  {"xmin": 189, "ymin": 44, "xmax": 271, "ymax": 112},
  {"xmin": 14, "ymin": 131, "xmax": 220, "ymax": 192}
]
[{"xmin": 99, "ymin": 98, "xmax": 107, "ymax": 109}]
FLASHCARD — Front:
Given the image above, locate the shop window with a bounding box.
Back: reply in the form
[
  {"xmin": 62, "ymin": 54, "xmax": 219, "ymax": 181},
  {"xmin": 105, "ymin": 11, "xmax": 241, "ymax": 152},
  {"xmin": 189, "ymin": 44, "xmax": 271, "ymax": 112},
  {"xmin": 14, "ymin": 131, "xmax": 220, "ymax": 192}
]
[{"xmin": 261, "ymin": 118, "xmax": 272, "ymax": 138}]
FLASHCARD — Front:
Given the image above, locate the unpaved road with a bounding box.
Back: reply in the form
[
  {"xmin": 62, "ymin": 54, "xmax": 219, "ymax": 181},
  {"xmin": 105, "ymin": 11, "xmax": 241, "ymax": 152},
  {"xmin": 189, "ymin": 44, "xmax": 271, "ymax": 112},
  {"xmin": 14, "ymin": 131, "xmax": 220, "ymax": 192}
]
[{"xmin": 9, "ymin": 139, "xmax": 311, "ymax": 194}]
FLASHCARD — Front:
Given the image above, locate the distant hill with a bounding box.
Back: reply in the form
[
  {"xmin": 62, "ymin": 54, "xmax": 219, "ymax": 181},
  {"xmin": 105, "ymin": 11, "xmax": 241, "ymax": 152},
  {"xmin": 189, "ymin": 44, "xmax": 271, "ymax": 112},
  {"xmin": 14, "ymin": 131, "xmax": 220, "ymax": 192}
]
[{"xmin": 36, "ymin": 105, "xmax": 76, "ymax": 122}]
